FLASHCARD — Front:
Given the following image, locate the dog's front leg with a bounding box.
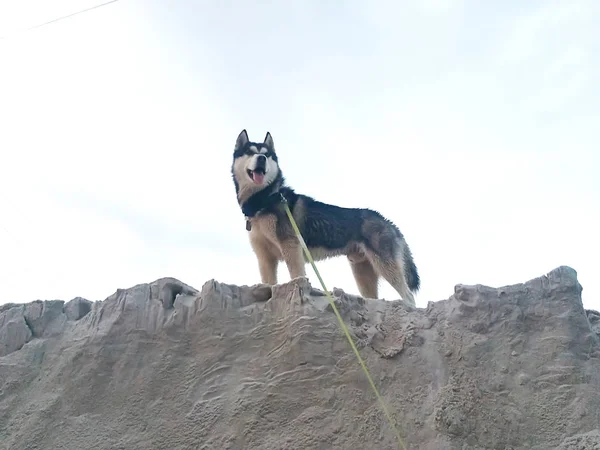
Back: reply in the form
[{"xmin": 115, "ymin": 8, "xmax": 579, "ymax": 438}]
[
  {"xmin": 257, "ymin": 254, "xmax": 278, "ymax": 285},
  {"xmin": 280, "ymin": 240, "xmax": 306, "ymax": 280},
  {"xmin": 250, "ymin": 238, "xmax": 279, "ymax": 285}
]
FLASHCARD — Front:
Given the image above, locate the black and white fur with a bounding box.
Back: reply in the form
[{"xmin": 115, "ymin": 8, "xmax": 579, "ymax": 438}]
[{"xmin": 231, "ymin": 129, "xmax": 420, "ymax": 305}]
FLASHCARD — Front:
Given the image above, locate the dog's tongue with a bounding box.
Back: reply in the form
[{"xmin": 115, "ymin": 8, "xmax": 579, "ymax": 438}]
[{"xmin": 253, "ymin": 172, "xmax": 265, "ymax": 184}]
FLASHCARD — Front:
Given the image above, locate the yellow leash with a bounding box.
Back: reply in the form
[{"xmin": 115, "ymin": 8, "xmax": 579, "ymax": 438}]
[{"xmin": 280, "ymin": 194, "xmax": 408, "ymax": 450}]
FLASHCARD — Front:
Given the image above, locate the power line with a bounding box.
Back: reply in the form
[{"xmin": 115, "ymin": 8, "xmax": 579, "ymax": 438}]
[{"xmin": 0, "ymin": 0, "xmax": 121, "ymax": 40}]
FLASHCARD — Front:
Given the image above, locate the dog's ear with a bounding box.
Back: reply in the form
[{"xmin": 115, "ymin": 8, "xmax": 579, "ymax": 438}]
[
  {"xmin": 235, "ymin": 129, "xmax": 249, "ymax": 150},
  {"xmin": 263, "ymin": 132, "xmax": 274, "ymax": 151}
]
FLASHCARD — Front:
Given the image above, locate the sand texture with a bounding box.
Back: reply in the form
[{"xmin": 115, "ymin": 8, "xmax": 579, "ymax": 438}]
[{"xmin": 1, "ymin": 266, "xmax": 599, "ymax": 449}]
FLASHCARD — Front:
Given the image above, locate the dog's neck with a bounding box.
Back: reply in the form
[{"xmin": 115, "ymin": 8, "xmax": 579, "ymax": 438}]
[
  {"xmin": 236, "ymin": 182, "xmax": 269, "ymax": 206},
  {"xmin": 239, "ymin": 177, "xmax": 284, "ymax": 218}
]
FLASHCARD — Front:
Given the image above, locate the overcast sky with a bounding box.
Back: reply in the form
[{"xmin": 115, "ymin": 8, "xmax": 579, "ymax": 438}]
[{"xmin": 0, "ymin": 0, "xmax": 598, "ymax": 311}]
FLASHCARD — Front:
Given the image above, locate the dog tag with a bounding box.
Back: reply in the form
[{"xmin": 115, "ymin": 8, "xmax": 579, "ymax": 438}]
[{"xmin": 246, "ymin": 220, "xmax": 251, "ymax": 231}]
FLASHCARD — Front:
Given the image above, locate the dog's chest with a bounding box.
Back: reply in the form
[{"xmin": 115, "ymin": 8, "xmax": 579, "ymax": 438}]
[{"xmin": 248, "ymin": 214, "xmax": 279, "ymax": 243}]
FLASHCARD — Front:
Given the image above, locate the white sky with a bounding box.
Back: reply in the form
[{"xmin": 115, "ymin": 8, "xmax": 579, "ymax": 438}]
[{"xmin": 0, "ymin": 0, "xmax": 598, "ymax": 311}]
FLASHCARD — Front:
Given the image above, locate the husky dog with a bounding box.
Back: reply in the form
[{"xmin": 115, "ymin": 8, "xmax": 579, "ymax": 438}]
[{"xmin": 231, "ymin": 129, "xmax": 420, "ymax": 305}]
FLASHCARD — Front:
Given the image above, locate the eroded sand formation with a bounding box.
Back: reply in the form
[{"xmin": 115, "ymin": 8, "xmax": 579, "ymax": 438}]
[{"xmin": 1, "ymin": 266, "xmax": 599, "ymax": 449}]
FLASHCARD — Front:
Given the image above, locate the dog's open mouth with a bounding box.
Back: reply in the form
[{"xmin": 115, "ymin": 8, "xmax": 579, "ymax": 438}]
[{"xmin": 247, "ymin": 168, "xmax": 265, "ymax": 185}]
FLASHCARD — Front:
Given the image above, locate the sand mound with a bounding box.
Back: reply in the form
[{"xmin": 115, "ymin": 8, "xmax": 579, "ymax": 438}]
[{"xmin": 0, "ymin": 266, "xmax": 598, "ymax": 449}]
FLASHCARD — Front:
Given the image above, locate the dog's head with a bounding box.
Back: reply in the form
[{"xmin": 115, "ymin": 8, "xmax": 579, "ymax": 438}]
[{"xmin": 231, "ymin": 129, "xmax": 280, "ymax": 202}]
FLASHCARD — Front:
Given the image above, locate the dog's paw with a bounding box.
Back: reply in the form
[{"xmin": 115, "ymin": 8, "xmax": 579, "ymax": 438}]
[{"xmin": 290, "ymin": 276, "xmax": 309, "ymax": 283}]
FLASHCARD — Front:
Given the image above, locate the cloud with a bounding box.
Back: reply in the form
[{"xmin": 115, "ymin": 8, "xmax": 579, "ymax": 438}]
[
  {"xmin": 497, "ymin": 1, "xmax": 593, "ymax": 66},
  {"xmin": 417, "ymin": 0, "xmax": 464, "ymax": 14}
]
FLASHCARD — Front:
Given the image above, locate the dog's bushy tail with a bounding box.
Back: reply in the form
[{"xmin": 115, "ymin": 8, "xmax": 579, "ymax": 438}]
[{"xmin": 403, "ymin": 246, "xmax": 420, "ymax": 292}]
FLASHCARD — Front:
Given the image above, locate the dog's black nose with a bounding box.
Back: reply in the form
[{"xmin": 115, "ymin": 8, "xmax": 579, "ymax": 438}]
[{"xmin": 255, "ymin": 154, "xmax": 267, "ymax": 170}]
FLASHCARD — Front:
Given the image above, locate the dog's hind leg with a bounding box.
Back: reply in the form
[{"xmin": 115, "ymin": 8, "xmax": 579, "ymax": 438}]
[
  {"xmin": 367, "ymin": 252, "xmax": 415, "ymax": 306},
  {"xmin": 348, "ymin": 254, "xmax": 379, "ymax": 299}
]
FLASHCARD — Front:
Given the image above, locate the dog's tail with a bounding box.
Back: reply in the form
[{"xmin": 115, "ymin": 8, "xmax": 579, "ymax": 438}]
[{"xmin": 403, "ymin": 245, "xmax": 420, "ymax": 292}]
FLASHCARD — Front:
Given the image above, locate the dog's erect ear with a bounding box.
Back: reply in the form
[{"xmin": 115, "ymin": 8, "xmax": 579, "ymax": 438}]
[
  {"xmin": 263, "ymin": 132, "xmax": 274, "ymax": 151},
  {"xmin": 235, "ymin": 129, "xmax": 249, "ymax": 150}
]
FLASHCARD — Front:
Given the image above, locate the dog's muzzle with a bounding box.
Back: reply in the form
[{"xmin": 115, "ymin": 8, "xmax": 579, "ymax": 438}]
[{"xmin": 247, "ymin": 155, "xmax": 267, "ymax": 185}]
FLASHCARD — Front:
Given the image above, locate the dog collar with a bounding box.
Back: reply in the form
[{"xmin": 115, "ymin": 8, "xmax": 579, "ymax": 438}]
[{"xmin": 243, "ymin": 192, "xmax": 287, "ymax": 231}]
